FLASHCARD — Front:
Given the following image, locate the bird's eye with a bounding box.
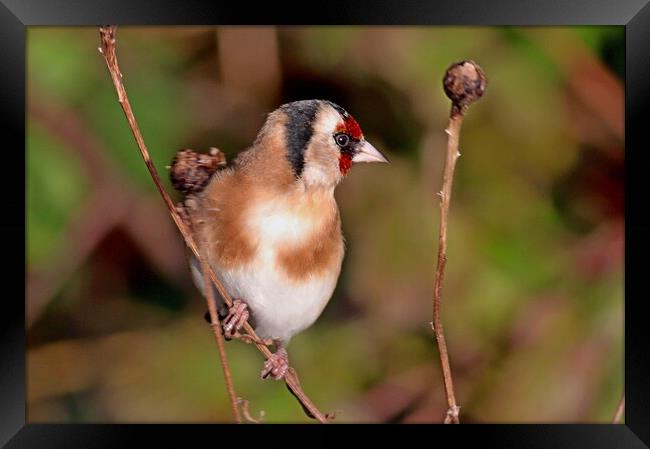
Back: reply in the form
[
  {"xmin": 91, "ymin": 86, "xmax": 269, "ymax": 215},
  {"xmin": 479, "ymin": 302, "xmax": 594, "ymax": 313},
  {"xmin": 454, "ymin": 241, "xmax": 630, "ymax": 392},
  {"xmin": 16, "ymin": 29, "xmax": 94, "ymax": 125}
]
[{"xmin": 335, "ymin": 133, "xmax": 350, "ymax": 148}]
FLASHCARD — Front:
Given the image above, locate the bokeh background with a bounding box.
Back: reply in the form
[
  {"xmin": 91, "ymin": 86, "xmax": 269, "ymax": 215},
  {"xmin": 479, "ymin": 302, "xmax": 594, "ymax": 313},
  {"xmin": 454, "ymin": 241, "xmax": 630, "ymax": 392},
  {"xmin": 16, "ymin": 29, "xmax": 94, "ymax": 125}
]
[{"xmin": 26, "ymin": 26, "xmax": 624, "ymax": 423}]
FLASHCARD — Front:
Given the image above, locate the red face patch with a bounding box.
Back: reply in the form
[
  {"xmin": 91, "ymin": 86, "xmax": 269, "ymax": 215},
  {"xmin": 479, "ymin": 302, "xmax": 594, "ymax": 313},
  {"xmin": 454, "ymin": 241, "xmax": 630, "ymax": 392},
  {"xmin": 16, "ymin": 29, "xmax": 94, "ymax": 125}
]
[
  {"xmin": 335, "ymin": 111, "xmax": 363, "ymax": 176},
  {"xmin": 343, "ymin": 115, "xmax": 363, "ymax": 140},
  {"xmin": 335, "ymin": 115, "xmax": 364, "ymax": 140},
  {"xmin": 339, "ymin": 153, "xmax": 353, "ymax": 176}
]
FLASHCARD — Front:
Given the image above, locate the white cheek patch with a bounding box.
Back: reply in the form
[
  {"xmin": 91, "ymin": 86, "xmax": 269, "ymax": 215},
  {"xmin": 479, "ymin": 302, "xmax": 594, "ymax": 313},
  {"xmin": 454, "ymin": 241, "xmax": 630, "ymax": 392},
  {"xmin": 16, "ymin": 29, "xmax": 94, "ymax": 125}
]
[
  {"xmin": 312, "ymin": 107, "xmax": 342, "ymax": 135},
  {"xmin": 302, "ymin": 163, "xmax": 336, "ymax": 188},
  {"xmin": 301, "ymin": 107, "xmax": 344, "ymax": 188}
]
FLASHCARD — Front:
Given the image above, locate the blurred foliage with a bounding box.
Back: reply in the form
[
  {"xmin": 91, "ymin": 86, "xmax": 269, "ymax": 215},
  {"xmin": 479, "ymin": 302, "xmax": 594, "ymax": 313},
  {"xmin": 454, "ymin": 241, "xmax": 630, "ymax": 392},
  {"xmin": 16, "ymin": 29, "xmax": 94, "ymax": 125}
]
[{"xmin": 26, "ymin": 26, "xmax": 623, "ymax": 423}]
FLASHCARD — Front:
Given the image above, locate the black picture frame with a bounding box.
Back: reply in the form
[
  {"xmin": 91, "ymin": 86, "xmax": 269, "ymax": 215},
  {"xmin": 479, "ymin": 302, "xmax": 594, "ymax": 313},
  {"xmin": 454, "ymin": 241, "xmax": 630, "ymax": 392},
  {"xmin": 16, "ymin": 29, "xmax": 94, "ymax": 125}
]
[{"xmin": 7, "ymin": 0, "xmax": 649, "ymax": 447}]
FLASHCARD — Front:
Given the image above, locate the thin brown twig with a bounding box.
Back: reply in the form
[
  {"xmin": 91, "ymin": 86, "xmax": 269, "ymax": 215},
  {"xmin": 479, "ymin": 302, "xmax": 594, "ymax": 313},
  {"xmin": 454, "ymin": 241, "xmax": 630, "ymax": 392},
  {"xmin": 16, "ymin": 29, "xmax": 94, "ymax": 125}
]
[
  {"xmin": 237, "ymin": 398, "xmax": 266, "ymax": 424},
  {"xmin": 98, "ymin": 25, "xmax": 329, "ymax": 423},
  {"xmin": 432, "ymin": 60, "xmax": 487, "ymax": 424},
  {"xmin": 189, "ymin": 206, "xmax": 242, "ymax": 423},
  {"xmin": 202, "ymin": 264, "xmax": 242, "ymax": 423},
  {"xmin": 612, "ymin": 394, "xmax": 625, "ymax": 424},
  {"xmin": 433, "ymin": 113, "xmax": 462, "ymax": 424}
]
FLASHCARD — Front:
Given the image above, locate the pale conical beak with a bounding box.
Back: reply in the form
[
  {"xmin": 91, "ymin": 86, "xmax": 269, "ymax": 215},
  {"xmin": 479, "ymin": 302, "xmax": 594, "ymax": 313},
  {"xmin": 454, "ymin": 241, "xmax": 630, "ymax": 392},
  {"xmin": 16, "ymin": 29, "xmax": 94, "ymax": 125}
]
[{"xmin": 352, "ymin": 140, "xmax": 390, "ymax": 164}]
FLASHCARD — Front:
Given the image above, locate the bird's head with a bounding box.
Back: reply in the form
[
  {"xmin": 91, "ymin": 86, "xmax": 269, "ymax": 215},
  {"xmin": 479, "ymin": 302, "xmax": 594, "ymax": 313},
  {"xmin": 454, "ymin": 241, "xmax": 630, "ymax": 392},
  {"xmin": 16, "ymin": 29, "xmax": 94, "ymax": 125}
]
[{"xmin": 256, "ymin": 100, "xmax": 389, "ymax": 189}]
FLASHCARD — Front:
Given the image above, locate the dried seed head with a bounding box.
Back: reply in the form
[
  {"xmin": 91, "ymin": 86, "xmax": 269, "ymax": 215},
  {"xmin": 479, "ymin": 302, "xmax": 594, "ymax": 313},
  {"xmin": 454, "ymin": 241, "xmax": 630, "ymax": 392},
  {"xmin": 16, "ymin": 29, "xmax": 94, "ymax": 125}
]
[
  {"xmin": 443, "ymin": 60, "xmax": 487, "ymax": 115},
  {"xmin": 169, "ymin": 148, "xmax": 226, "ymax": 194}
]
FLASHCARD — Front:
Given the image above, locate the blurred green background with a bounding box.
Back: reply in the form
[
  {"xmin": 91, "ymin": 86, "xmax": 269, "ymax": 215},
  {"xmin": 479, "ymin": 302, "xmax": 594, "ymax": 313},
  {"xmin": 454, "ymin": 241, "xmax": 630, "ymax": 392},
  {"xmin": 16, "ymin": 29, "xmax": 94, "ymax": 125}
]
[{"xmin": 26, "ymin": 26, "xmax": 624, "ymax": 423}]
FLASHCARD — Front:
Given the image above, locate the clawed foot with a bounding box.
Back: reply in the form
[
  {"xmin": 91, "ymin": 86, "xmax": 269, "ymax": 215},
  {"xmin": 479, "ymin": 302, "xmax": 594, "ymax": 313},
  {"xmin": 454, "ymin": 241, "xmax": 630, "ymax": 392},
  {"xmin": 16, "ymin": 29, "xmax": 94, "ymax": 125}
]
[
  {"xmin": 222, "ymin": 299, "xmax": 250, "ymax": 340},
  {"xmin": 203, "ymin": 299, "xmax": 249, "ymax": 340},
  {"xmin": 261, "ymin": 348, "xmax": 289, "ymax": 380}
]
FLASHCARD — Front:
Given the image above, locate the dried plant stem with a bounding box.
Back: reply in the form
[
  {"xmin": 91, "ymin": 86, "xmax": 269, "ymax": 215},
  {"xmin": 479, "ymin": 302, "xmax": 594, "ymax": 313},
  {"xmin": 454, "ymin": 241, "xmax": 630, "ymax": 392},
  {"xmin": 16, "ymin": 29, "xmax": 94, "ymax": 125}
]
[
  {"xmin": 238, "ymin": 398, "xmax": 265, "ymax": 423},
  {"xmin": 191, "ymin": 209, "xmax": 242, "ymax": 423},
  {"xmin": 612, "ymin": 394, "xmax": 625, "ymax": 423},
  {"xmin": 432, "ymin": 114, "xmax": 463, "ymax": 424},
  {"xmin": 98, "ymin": 25, "xmax": 328, "ymax": 424},
  {"xmin": 201, "ymin": 260, "xmax": 243, "ymax": 422},
  {"xmin": 432, "ymin": 60, "xmax": 487, "ymax": 424}
]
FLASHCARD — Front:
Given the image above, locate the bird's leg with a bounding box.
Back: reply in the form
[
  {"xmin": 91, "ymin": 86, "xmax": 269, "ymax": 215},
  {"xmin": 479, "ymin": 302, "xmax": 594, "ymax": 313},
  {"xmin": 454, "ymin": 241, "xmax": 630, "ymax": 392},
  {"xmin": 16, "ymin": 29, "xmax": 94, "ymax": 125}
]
[
  {"xmin": 222, "ymin": 299, "xmax": 250, "ymax": 340},
  {"xmin": 261, "ymin": 344, "xmax": 289, "ymax": 380}
]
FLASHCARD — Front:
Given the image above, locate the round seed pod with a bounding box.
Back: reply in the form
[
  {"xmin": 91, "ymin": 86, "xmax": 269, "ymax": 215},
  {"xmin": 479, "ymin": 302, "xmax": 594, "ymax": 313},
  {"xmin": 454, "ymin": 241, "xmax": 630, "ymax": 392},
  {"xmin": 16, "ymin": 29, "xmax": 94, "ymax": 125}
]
[
  {"xmin": 443, "ymin": 60, "xmax": 487, "ymax": 114},
  {"xmin": 169, "ymin": 147, "xmax": 226, "ymax": 194}
]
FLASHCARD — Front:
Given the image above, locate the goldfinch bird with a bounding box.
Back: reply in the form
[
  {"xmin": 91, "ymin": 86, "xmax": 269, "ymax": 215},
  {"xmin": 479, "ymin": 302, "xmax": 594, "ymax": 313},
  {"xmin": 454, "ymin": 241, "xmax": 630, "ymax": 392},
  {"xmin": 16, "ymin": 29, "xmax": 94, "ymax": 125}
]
[{"xmin": 184, "ymin": 99, "xmax": 389, "ymax": 379}]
